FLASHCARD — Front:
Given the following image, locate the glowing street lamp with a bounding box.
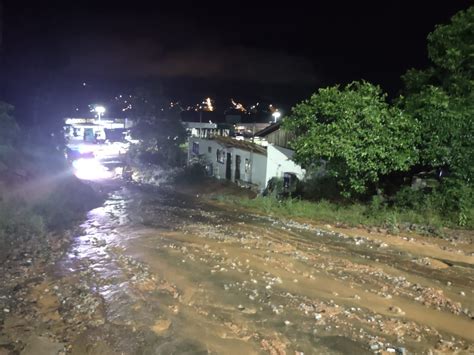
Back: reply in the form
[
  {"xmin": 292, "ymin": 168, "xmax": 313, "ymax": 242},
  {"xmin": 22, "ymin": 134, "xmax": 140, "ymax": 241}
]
[
  {"xmin": 95, "ymin": 105, "xmax": 106, "ymax": 121},
  {"xmin": 272, "ymin": 110, "xmax": 281, "ymax": 122}
]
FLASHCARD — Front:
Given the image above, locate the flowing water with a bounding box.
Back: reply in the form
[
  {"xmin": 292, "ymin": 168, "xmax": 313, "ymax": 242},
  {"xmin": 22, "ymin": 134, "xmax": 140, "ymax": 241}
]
[{"xmin": 53, "ymin": 183, "xmax": 473, "ymax": 354}]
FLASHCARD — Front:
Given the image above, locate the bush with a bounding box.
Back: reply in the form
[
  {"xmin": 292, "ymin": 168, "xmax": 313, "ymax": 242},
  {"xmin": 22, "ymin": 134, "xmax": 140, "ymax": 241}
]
[
  {"xmin": 0, "ymin": 199, "xmax": 45, "ymax": 243},
  {"xmin": 33, "ymin": 177, "xmax": 101, "ymax": 229},
  {"xmin": 302, "ymin": 175, "xmax": 341, "ymax": 201},
  {"xmin": 217, "ymin": 186, "xmax": 471, "ymax": 233},
  {"xmin": 392, "ymin": 186, "xmax": 424, "ymax": 209},
  {"xmin": 173, "ymin": 162, "xmax": 208, "ymax": 185}
]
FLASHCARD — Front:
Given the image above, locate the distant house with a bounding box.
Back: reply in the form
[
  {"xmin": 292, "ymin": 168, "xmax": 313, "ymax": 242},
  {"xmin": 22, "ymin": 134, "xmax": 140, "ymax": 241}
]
[
  {"xmin": 188, "ymin": 131, "xmax": 305, "ymax": 191},
  {"xmin": 180, "ymin": 110, "xmax": 273, "ymax": 139},
  {"xmin": 181, "ymin": 111, "xmax": 232, "ymax": 138},
  {"xmin": 64, "ymin": 117, "xmax": 133, "ymax": 143},
  {"xmin": 189, "ymin": 136, "xmax": 268, "ymax": 190}
]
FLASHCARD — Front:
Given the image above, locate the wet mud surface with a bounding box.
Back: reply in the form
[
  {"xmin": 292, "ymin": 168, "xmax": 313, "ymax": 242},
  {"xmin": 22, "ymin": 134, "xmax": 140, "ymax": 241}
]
[{"xmin": 1, "ymin": 183, "xmax": 473, "ymax": 354}]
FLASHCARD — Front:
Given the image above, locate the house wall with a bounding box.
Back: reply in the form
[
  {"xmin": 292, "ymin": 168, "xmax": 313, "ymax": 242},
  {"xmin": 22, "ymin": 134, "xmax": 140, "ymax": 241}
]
[
  {"xmin": 230, "ymin": 147, "xmax": 267, "ymax": 190},
  {"xmin": 264, "ymin": 129, "xmax": 295, "ymax": 149},
  {"xmin": 188, "ymin": 138, "xmax": 267, "ymax": 190},
  {"xmin": 266, "ymin": 144, "xmax": 305, "ymax": 184}
]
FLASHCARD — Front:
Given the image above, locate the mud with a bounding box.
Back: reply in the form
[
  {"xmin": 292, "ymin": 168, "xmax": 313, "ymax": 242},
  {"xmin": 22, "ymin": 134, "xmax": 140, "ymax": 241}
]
[{"xmin": 1, "ymin": 183, "xmax": 473, "ymax": 354}]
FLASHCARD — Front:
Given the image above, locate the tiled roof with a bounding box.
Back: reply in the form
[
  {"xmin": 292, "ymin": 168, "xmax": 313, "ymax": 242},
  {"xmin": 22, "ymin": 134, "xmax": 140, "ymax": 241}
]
[{"xmin": 212, "ymin": 136, "xmax": 267, "ymax": 155}]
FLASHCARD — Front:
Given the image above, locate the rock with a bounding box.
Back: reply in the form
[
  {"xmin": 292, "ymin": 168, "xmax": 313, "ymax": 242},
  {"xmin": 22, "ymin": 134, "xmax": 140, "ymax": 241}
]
[
  {"xmin": 370, "ymin": 343, "xmax": 380, "ymax": 350},
  {"xmin": 284, "ymin": 320, "xmax": 291, "ymax": 326},
  {"xmin": 151, "ymin": 319, "xmax": 171, "ymax": 334},
  {"xmin": 314, "ymin": 313, "xmax": 322, "ymax": 321},
  {"xmin": 388, "ymin": 306, "xmax": 405, "ymax": 315},
  {"xmin": 460, "ymin": 291, "xmax": 465, "ymax": 296},
  {"xmin": 20, "ymin": 336, "xmax": 65, "ymax": 355}
]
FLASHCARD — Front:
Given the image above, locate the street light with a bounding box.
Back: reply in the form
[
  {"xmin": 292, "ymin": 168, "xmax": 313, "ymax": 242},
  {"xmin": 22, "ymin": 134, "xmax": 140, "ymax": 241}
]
[
  {"xmin": 272, "ymin": 110, "xmax": 281, "ymax": 122},
  {"xmin": 95, "ymin": 106, "xmax": 106, "ymax": 122}
]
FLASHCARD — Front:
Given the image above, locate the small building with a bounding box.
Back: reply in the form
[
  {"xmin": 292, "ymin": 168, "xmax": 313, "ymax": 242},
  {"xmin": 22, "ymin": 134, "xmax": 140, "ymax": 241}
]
[
  {"xmin": 188, "ymin": 134, "xmax": 305, "ymax": 191},
  {"xmin": 181, "ymin": 111, "xmax": 232, "ymax": 138},
  {"xmin": 189, "ymin": 136, "xmax": 268, "ymax": 190},
  {"xmin": 64, "ymin": 117, "xmax": 133, "ymax": 143}
]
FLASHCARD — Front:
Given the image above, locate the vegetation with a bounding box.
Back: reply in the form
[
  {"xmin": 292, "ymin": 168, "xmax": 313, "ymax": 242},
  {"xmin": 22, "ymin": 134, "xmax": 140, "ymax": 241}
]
[
  {"xmin": 0, "ymin": 102, "xmax": 100, "ymax": 250},
  {"xmin": 281, "ymin": 6, "xmax": 474, "ymax": 228},
  {"xmin": 127, "ymin": 86, "xmax": 188, "ymax": 167},
  {"xmin": 216, "ymin": 194, "xmax": 471, "ymax": 234},
  {"xmin": 284, "ymin": 82, "xmax": 418, "ymax": 197}
]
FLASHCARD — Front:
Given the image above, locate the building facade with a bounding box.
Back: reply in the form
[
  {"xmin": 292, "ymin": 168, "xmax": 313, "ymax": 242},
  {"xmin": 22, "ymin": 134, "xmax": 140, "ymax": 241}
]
[{"xmin": 188, "ymin": 136, "xmax": 305, "ymax": 192}]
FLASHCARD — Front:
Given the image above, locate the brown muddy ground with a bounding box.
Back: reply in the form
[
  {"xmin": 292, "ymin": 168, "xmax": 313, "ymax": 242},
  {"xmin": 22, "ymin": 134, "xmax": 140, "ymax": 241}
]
[{"xmin": 1, "ymin": 182, "xmax": 473, "ymax": 354}]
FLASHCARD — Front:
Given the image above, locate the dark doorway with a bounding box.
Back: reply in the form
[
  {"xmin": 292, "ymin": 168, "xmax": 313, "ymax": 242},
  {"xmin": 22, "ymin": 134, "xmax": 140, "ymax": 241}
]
[
  {"xmin": 235, "ymin": 155, "xmax": 241, "ymax": 181},
  {"xmin": 226, "ymin": 153, "xmax": 232, "ymax": 180}
]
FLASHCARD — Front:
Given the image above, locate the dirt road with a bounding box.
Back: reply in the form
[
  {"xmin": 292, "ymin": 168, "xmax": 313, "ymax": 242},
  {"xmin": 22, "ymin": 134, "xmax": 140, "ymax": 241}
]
[{"xmin": 2, "ymin": 183, "xmax": 473, "ymax": 354}]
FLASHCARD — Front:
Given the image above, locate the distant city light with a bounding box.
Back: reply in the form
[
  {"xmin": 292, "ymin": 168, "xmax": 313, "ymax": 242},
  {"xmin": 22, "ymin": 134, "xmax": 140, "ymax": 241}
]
[
  {"xmin": 202, "ymin": 97, "xmax": 214, "ymax": 111},
  {"xmin": 231, "ymin": 99, "xmax": 247, "ymax": 112}
]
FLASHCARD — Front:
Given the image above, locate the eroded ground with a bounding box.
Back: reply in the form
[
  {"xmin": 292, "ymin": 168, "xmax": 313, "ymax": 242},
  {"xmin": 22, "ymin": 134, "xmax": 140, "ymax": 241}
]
[{"xmin": 1, "ymin": 184, "xmax": 473, "ymax": 354}]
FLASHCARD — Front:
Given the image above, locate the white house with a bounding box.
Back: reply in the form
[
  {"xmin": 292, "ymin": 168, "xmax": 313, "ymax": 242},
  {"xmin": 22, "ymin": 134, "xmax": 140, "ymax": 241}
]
[
  {"xmin": 189, "ymin": 137, "xmax": 268, "ymax": 190},
  {"xmin": 266, "ymin": 144, "xmax": 305, "ymax": 183},
  {"xmin": 188, "ymin": 134, "xmax": 305, "ymax": 191}
]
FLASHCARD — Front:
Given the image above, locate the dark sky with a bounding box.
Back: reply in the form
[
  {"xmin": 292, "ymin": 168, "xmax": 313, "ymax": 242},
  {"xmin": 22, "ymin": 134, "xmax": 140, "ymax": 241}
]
[{"xmin": 0, "ymin": 0, "xmax": 472, "ymax": 121}]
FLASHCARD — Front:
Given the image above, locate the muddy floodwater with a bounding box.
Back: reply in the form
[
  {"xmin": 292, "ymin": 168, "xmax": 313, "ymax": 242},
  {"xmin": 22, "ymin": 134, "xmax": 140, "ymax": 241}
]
[{"xmin": 5, "ymin": 183, "xmax": 473, "ymax": 354}]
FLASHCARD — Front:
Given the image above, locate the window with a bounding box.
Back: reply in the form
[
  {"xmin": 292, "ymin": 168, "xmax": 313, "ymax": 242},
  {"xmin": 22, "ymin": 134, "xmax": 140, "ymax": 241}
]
[
  {"xmin": 216, "ymin": 149, "xmax": 225, "ymax": 163},
  {"xmin": 245, "ymin": 158, "xmax": 251, "ymax": 173},
  {"xmin": 208, "ymin": 146, "xmax": 212, "ymax": 153},
  {"xmin": 192, "ymin": 141, "xmax": 199, "ymax": 155}
]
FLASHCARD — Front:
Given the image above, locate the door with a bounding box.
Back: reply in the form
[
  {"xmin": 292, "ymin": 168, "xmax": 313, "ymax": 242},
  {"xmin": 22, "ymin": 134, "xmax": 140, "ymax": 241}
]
[
  {"xmin": 84, "ymin": 128, "xmax": 94, "ymax": 142},
  {"xmin": 225, "ymin": 153, "xmax": 232, "ymax": 180},
  {"xmin": 235, "ymin": 155, "xmax": 241, "ymax": 181}
]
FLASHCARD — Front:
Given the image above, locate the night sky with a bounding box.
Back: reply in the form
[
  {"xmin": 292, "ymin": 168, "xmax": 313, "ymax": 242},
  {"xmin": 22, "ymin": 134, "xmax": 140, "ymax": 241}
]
[{"xmin": 0, "ymin": 1, "xmax": 472, "ymax": 122}]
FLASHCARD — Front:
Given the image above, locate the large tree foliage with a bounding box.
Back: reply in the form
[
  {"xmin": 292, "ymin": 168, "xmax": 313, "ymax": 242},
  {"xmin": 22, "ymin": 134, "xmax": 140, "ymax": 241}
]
[
  {"xmin": 127, "ymin": 87, "xmax": 187, "ymax": 167},
  {"xmin": 284, "ymin": 81, "xmax": 419, "ymax": 197},
  {"xmin": 399, "ymin": 6, "xmax": 473, "ymax": 182}
]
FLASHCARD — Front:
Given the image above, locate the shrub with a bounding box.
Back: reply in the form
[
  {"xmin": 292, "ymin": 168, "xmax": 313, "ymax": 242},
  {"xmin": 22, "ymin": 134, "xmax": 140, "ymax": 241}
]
[
  {"xmin": 173, "ymin": 162, "xmax": 208, "ymax": 185},
  {"xmin": 0, "ymin": 199, "xmax": 45, "ymax": 243},
  {"xmin": 33, "ymin": 177, "xmax": 101, "ymax": 229}
]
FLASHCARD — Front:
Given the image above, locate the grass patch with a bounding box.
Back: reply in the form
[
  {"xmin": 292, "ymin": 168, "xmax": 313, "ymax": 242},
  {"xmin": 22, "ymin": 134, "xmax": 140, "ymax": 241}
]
[{"xmin": 215, "ymin": 194, "xmax": 472, "ymax": 234}]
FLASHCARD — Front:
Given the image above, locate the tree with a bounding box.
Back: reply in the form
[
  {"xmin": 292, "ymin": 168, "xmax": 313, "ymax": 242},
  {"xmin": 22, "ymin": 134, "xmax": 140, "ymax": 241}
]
[
  {"xmin": 399, "ymin": 6, "xmax": 474, "ymax": 182},
  {"xmin": 284, "ymin": 81, "xmax": 419, "ymax": 197},
  {"xmin": 127, "ymin": 87, "xmax": 187, "ymax": 167}
]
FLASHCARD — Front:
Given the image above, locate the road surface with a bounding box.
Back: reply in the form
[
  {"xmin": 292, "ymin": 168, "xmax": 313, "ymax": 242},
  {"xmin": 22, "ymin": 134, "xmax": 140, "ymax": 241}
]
[{"xmin": 36, "ymin": 181, "xmax": 474, "ymax": 354}]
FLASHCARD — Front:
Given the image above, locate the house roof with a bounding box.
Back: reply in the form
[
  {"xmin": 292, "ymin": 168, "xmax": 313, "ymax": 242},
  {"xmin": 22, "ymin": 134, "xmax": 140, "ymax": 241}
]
[
  {"xmin": 254, "ymin": 122, "xmax": 282, "ymax": 137},
  {"xmin": 213, "ymin": 136, "xmax": 267, "ymax": 155}
]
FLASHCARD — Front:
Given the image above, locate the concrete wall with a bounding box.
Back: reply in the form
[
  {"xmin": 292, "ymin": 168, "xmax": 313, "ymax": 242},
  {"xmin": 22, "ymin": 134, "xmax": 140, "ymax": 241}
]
[
  {"xmin": 188, "ymin": 138, "xmax": 267, "ymax": 190},
  {"xmin": 230, "ymin": 147, "xmax": 267, "ymax": 190},
  {"xmin": 266, "ymin": 144, "xmax": 305, "ymax": 184}
]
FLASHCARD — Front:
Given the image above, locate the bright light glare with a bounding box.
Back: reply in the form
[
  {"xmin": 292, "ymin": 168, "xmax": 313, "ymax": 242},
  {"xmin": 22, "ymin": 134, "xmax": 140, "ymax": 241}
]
[
  {"xmin": 272, "ymin": 111, "xmax": 282, "ymax": 119},
  {"xmin": 95, "ymin": 106, "xmax": 106, "ymax": 114},
  {"xmin": 73, "ymin": 158, "xmax": 111, "ymax": 180},
  {"xmin": 77, "ymin": 144, "xmax": 95, "ymax": 154},
  {"xmin": 94, "ymin": 142, "xmax": 129, "ymax": 159}
]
